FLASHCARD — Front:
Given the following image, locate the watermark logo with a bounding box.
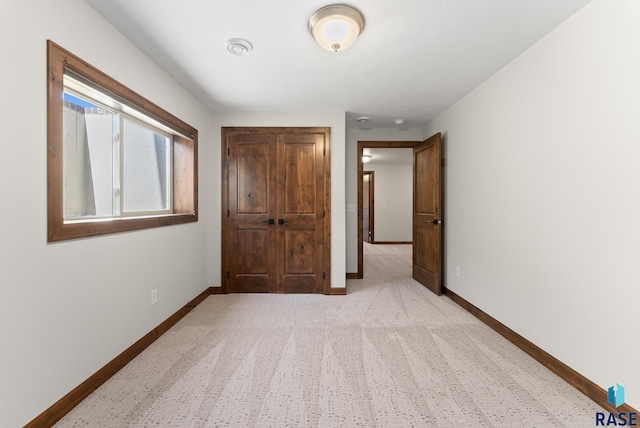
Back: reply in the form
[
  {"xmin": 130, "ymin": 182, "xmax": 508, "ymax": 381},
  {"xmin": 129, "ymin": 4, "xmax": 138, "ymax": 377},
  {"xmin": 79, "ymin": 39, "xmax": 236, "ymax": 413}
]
[
  {"xmin": 596, "ymin": 383, "xmax": 637, "ymax": 426},
  {"xmin": 609, "ymin": 384, "xmax": 626, "ymax": 408}
]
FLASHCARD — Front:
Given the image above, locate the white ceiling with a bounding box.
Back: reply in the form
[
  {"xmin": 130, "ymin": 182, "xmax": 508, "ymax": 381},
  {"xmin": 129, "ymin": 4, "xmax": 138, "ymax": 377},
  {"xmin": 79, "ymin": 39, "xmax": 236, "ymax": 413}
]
[{"xmin": 84, "ymin": 0, "xmax": 591, "ymax": 129}]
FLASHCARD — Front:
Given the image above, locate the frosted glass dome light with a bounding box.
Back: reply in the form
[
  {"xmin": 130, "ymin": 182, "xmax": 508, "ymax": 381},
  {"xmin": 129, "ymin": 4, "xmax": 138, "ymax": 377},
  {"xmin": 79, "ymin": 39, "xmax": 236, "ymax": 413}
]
[{"xmin": 309, "ymin": 5, "xmax": 365, "ymax": 52}]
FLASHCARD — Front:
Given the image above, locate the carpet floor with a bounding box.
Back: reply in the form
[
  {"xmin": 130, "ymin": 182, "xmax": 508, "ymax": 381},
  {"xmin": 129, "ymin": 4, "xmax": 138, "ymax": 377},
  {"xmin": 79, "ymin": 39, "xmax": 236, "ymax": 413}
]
[{"xmin": 55, "ymin": 244, "xmax": 603, "ymax": 427}]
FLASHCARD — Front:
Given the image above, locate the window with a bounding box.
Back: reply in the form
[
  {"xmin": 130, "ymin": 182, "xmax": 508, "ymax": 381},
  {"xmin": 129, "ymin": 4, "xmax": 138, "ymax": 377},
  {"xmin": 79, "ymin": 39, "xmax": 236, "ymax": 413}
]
[
  {"xmin": 47, "ymin": 41, "xmax": 197, "ymax": 242},
  {"xmin": 63, "ymin": 75, "xmax": 173, "ymax": 219}
]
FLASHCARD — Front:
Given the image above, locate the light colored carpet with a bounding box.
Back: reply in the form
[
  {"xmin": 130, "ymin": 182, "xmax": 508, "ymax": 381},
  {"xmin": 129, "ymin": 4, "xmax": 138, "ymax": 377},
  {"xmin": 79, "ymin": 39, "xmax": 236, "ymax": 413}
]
[{"xmin": 55, "ymin": 244, "xmax": 603, "ymax": 427}]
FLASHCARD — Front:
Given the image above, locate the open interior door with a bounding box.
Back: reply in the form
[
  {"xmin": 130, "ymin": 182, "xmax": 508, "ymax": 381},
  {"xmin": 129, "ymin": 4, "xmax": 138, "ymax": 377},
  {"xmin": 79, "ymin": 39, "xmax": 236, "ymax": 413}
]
[{"xmin": 413, "ymin": 133, "xmax": 443, "ymax": 295}]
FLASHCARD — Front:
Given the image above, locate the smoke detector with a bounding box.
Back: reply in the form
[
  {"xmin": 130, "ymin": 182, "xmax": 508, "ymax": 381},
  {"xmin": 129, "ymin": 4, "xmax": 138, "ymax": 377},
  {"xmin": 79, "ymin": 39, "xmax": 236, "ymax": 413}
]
[{"xmin": 226, "ymin": 38, "xmax": 253, "ymax": 56}]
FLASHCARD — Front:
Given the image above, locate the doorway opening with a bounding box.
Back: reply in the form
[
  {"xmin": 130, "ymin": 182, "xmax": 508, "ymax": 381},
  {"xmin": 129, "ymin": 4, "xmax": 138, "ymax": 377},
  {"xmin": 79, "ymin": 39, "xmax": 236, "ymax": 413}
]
[
  {"xmin": 357, "ymin": 135, "xmax": 444, "ymax": 295},
  {"xmin": 357, "ymin": 141, "xmax": 419, "ymax": 279}
]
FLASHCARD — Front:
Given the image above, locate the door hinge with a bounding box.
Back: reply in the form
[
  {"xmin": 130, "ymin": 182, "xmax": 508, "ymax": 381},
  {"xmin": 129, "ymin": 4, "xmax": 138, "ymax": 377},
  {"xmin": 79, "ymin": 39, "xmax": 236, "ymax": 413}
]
[
  {"xmin": 323, "ymin": 210, "xmax": 325, "ymax": 218},
  {"xmin": 227, "ymin": 209, "xmax": 230, "ymax": 217},
  {"xmin": 323, "ymin": 272, "xmax": 326, "ymax": 279},
  {"xmin": 227, "ymin": 271, "xmax": 230, "ymax": 279},
  {"xmin": 323, "ymin": 147, "xmax": 326, "ymax": 156},
  {"xmin": 227, "ymin": 147, "xmax": 230, "ymax": 156}
]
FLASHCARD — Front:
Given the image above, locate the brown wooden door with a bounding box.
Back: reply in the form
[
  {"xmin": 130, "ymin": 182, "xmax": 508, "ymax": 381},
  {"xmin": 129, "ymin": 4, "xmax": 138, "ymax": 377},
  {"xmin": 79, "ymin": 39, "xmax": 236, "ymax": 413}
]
[
  {"xmin": 224, "ymin": 128, "xmax": 328, "ymax": 293},
  {"xmin": 277, "ymin": 133, "xmax": 325, "ymax": 293},
  {"xmin": 227, "ymin": 132, "xmax": 278, "ymax": 292},
  {"xmin": 413, "ymin": 132, "xmax": 443, "ymax": 295}
]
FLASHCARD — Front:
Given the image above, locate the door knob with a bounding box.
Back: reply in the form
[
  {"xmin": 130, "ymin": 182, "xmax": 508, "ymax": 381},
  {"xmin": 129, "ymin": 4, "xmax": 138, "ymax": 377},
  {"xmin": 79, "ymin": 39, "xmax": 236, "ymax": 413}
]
[
  {"xmin": 432, "ymin": 219, "xmax": 442, "ymax": 225},
  {"xmin": 278, "ymin": 219, "xmax": 286, "ymax": 225},
  {"xmin": 262, "ymin": 219, "xmax": 275, "ymax": 224}
]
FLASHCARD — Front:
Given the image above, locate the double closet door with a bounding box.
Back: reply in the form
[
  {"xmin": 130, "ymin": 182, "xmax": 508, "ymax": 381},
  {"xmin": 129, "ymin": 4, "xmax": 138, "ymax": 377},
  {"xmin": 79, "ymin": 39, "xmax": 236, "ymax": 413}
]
[{"xmin": 222, "ymin": 127, "xmax": 330, "ymax": 294}]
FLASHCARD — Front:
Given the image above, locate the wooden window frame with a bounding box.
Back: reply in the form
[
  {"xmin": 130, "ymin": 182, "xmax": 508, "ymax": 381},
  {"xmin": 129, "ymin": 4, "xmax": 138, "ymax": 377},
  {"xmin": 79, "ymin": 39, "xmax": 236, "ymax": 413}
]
[{"xmin": 47, "ymin": 40, "xmax": 198, "ymax": 242}]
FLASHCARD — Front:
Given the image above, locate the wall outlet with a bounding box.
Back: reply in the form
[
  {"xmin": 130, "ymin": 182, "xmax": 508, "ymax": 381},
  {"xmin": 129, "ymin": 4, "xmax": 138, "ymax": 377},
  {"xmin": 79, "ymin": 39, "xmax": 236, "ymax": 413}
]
[
  {"xmin": 151, "ymin": 289, "xmax": 158, "ymax": 306},
  {"xmin": 455, "ymin": 266, "xmax": 461, "ymax": 278}
]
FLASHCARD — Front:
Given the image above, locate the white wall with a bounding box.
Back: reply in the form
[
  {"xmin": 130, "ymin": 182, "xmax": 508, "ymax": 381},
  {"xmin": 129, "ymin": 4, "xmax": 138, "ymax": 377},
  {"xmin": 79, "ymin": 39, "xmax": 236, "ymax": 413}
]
[
  {"xmin": 210, "ymin": 111, "xmax": 347, "ymax": 289},
  {"xmin": 0, "ymin": 1, "xmax": 214, "ymax": 426},
  {"xmin": 425, "ymin": 0, "xmax": 640, "ymax": 409},
  {"xmin": 365, "ymin": 164, "xmax": 412, "ymax": 242},
  {"xmin": 345, "ymin": 127, "xmax": 423, "ymax": 273}
]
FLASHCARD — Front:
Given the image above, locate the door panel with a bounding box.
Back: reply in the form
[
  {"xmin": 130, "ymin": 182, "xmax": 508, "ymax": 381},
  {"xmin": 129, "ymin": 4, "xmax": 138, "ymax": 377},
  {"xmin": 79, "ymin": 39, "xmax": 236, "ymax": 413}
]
[
  {"xmin": 415, "ymin": 149, "xmax": 434, "ymax": 214},
  {"xmin": 237, "ymin": 143, "xmax": 269, "ymax": 214},
  {"xmin": 228, "ymin": 132, "xmax": 277, "ymax": 293},
  {"xmin": 224, "ymin": 128, "xmax": 327, "ymax": 294},
  {"xmin": 413, "ymin": 133, "xmax": 443, "ymax": 295},
  {"xmin": 233, "ymin": 220, "xmax": 276, "ymax": 292},
  {"xmin": 279, "ymin": 133, "xmax": 325, "ymax": 293},
  {"xmin": 284, "ymin": 143, "xmax": 316, "ymax": 214},
  {"xmin": 237, "ymin": 230, "xmax": 269, "ymax": 273},
  {"xmin": 284, "ymin": 230, "xmax": 315, "ymax": 274}
]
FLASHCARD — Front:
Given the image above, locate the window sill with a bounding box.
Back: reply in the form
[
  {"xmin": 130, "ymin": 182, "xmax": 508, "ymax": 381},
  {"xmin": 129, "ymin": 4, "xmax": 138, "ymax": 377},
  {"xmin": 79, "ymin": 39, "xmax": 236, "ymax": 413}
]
[{"xmin": 49, "ymin": 212, "xmax": 197, "ymax": 242}]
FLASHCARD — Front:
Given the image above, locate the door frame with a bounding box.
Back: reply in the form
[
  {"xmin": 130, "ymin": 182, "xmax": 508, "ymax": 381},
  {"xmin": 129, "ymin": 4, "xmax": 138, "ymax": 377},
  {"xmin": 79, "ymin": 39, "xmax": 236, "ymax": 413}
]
[
  {"xmin": 363, "ymin": 171, "xmax": 374, "ymax": 243},
  {"xmin": 222, "ymin": 127, "xmax": 332, "ymax": 294},
  {"xmin": 357, "ymin": 141, "xmax": 420, "ymax": 279}
]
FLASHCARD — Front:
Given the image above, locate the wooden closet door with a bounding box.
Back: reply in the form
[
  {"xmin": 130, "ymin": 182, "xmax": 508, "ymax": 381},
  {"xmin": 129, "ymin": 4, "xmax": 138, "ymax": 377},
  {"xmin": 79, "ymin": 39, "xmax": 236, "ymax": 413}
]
[
  {"xmin": 277, "ymin": 132, "xmax": 325, "ymax": 293},
  {"xmin": 227, "ymin": 132, "xmax": 278, "ymax": 293},
  {"xmin": 223, "ymin": 127, "xmax": 328, "ymax": 294}
]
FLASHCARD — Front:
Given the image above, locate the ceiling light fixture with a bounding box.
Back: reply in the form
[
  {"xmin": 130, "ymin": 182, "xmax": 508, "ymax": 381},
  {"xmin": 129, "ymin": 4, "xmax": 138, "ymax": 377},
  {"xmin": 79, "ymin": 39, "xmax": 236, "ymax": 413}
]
[
  {"xmin": 362, "ymin": 155, "xmax": 372, "ymax": 163},
  {"xmin": 309, "ymin": 4, "xmax": 365, "ymax": 52},
  {"xmin": 394, "ymin": 119, "xmax": 406, "ymax": 125},
  {"xmin": 226, "ymin": 38, "xmax": 253, "ymax": 56},
  {"xmin": 356, "ymin": 116, "xmax": 370, "ymax": 123}
]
